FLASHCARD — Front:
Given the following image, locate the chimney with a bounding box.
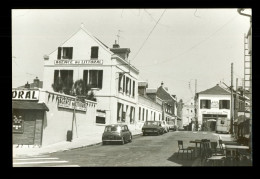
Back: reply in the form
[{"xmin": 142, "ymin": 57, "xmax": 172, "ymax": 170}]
[
  {"xmin": 110, "ymin": 40, "xmax": 130, "ymax": 60},
  {"xmin": 25, "ymin": 82, "xmax": 30, "ymax": 88},
  {"xmin": 34, "ymin": 77, "xmax": 40, "ymax": 88},
  {"xmin": 161, "ymin": 81, "xmax": 164, "ymax": 86},
  {"xmin": 113, "ymin": 40, "xmax": 120, "ymax": 48}
]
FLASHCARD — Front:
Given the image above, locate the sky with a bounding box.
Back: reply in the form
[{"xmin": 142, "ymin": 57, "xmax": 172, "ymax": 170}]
[{"xmin": 12, "ymin": 9, "xmax": 251, "ymax": 103}]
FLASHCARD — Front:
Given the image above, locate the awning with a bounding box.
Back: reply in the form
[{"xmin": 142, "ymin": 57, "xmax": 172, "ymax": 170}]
[{"xmin": 12, "ymin": 101, "xmax": 49, "ymax": 111}]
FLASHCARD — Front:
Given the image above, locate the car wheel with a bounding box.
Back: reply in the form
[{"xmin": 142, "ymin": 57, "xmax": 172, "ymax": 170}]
[
  {"xmin": 129, "ymin": 135, "xmax": 132, "ymax": 142},
  {"xmin": 121, "ymin": 137, "xmax": 125, "ymax": 145},
  {"xmin": 143, "ymin": 133, "xmax": 146, "ymax": 136},
  {"xmin": 102, "ymin": 141, "xmax": 106, "ymax": 145}
]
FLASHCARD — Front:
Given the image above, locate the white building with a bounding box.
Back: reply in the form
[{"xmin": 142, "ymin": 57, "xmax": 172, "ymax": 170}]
[
  {"xmin": 43, "ymin": 24, "xmax": 139, "ymax": 130},
  {"xmin": 182, "ymin": 97, "xmax": 195, "ymax": 127},
  {"xmin": 196, "ymin": 84, "xmax": 231, "ymax": 131}
]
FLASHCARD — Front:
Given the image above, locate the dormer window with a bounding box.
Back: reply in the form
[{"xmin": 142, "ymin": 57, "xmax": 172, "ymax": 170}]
[
  {"xmin": 57, "ymin": 47, "xmax": 73, "ymax": 60},
  {"xmin": 91, "ymin": 46, "xmax": 99, "ymax": 59}
]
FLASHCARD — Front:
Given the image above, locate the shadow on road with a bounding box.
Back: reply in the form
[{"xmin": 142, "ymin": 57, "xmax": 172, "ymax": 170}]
[{"xmin": 167, "ymin": 152, "xmax": 196, "ymax": 166}]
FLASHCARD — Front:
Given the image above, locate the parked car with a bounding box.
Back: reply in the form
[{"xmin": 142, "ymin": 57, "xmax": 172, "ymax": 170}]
[
  {"xmin": 102, "ymin": 124, "xmax": 132, "ymax": 145},
  {"xmin": 142, "ymin": 121, "xmax": 164, "ymax": 136},
  {"xmin": 161, "ymin": 120, "xmax": 169, "ymax": 133},
  {"xmin": 167, "ymin": 121, "xmax": 177, "ymax": 131}
]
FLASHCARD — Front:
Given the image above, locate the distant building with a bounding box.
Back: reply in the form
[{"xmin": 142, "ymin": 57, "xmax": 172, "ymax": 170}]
[
  {"xmin": 182, "ymin": 97, "xmax": 195, "ymax": 128},
  {"xmin": 17, "ymin": 77, "xmax": 43, "ymax": 89}
]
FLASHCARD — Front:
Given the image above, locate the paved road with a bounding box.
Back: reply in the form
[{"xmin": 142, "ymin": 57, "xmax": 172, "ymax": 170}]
[{"xmin": 13, "ymin": 131, "xmax": 220, "ymax": 167}]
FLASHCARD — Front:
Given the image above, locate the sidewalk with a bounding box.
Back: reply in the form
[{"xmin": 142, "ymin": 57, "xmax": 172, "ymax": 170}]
[{"xmin": 13, "ymin": 129, "xmax": 143, "ymax": 158}]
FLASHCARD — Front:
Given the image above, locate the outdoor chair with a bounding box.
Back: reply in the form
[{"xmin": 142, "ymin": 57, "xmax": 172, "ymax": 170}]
[
  {"xmin": 211, "ymin": 141, "xmax": 225, "ymax": 156},
  {"xmin": 177, "ymin": 140, "xmax": 194, "ymax": 160},
  {"xmin": 200, "ymin": 139, "xmax": 212, "ymax": 165}
]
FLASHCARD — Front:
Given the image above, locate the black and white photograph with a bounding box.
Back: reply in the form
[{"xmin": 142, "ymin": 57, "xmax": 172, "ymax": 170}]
[{"xmin": 12, "ymin": 8, "xmax": 252, "ymax": 167}]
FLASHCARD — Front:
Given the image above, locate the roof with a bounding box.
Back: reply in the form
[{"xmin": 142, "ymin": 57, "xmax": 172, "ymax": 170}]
[
  {"xmin": 156, "ymin": 86, "xmax": 176, "ymax": 102},
  {"xmin": 146, "ymin": 88, "xmax": 157, "ymax": 93},
  {"xmin": 138, "ymin": 81, "xmax": 148, "ymax": 87},
  {"xmin": 12, "ymin": 101, "xmax": 49, "ymax": 111},
  {"xmin": 198, "ymin": 84, "xmax": 231, "ymax": 95}
]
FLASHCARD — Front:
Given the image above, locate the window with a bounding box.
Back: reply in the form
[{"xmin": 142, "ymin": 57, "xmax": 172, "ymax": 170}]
[
  {"xmin": 53, "ymin": 70, "xmax": 74, "ymax": 94},
  {"xmin": 133, "ymin": 81, "xmax": 135, "ymax": 97},
  {"xmin": 200, "ymin": 100, "xmax": 211, "ymax": 109},
  {"xmin": 126, "ymin": 77, "xmax": 129, "ymax": 94},
  {"xmin": 130, "ymin": 106, "xmax": 135, "ymax": 124},
  {"xmin": 139, "ymin": 107, "xmax": 141, "ymax": 121},
  {"xmin": 117, "ymin": 103, "xmax": 125, "ymax": 122},
  {"xmin": 219, "ymin": 100, "xmax": 230, "ymax": 109},
  {"xmin": 154, "ymin": 112, "xmax": 156, "ymax": 121},
  {"xmin": 123, "ymin": 76, "xmax": 125, "ymax": 92},
  {"xmin": 91, "ymin": 46, "xmax": 99, "ymax": 59},
  {"xmin": 57, "ymin": 47, "xmax": 73, "ymax": 59},
  {"xmin": 83, "ymin": 70, "xmax": 103, "ymax": 89},
  {"xmin": 118, "ymin": 73, "xmax": 123, "ymax": 92},
  {"xmin": 129, "ymin": 79, "xmax": 132, "ymax": 96},
  {"xmin": 146, "ymin": 109, "xmax": 148, "ymax": 121},
  {"xmin": 142, "ymin": 108, "xmax": 145, "ymax": 121}
]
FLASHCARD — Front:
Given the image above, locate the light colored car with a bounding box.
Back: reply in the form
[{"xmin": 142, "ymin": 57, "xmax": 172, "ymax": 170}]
[
  {"xmin": 102, "ymin": 124, "xmax": 132, "ymax": 145},
  {"xmin": 167, "ymin": 121, "xmax": 177, "ymax": 131},
  {"xmin": 161, "ymin": 120, "xmax": 169, "ymax": 133}
]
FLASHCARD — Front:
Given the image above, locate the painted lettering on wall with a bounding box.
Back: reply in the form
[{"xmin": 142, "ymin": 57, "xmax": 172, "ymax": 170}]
[
  {"xmin": 211, "ymin": 101, "xmax": 219, "ymax": 108},
  {"xmin": 57, "ymin": 97, "xmax": 87, "ymax": 111},
  {"xmin": 12, "ymin": 89, "xmax": 39, "ymax": 100},
  {"xmin": 54, "ymin": 60, "xmax": 103, "ymax": 65}
]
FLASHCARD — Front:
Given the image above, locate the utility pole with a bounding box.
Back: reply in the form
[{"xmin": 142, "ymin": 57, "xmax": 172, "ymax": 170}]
[
  {"xmin": 194, "ymin": 79, "xmax": 197, "ymax": 131},
  {"xmin": 230, "ymin": 63, "xmax": 234, "ymax": 134}
]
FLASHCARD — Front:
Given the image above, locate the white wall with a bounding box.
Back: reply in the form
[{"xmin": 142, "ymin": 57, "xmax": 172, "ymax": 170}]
[
  {"xmin": 197, "ymin": 94, "xmax": 231, "ymax": 125},
  {"xmin": 40, "ymin": 90, "xmax": 97, "ymax": 146}
]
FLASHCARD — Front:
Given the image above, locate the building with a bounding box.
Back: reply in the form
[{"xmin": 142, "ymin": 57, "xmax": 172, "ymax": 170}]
[
  {"xmin": 146, "ymin": 82, "xmax": 178, "ymax": 126},
  {"xmin": 196, "ymin": 84, "xmax": 231, "ymax": 131},
  {"xmin": 42, "ymin": 24, "xmax": 139, "ymax": 131},
  {"xmin": 17, "ymin": 77, "xmax": 43, "ymax": 89},
  {"xmin": 176, "ymin": 99, "xmax": 184, "ymax": 128},
  {"xmin": 182, "ymin": 97, "xmax": 195, "ymax": 130},
  {"xmin": 136, "ymin": 81, "xmax": 163, "ymax": 128}
]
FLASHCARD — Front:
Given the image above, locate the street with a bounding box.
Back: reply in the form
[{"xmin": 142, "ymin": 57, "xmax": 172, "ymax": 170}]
[{"xmin": 13, "ymin": 131, "xmax": 220, "ymax": 167}]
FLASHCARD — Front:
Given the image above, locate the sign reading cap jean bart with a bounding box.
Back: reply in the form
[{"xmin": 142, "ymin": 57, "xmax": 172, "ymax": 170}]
[
  {"xmin": 12, "ymin": 89, "xmax": 39, "ymax": 100},
  {"xmin": 54, "ymin": 60, "xmax": 103, "ymax": 65}
]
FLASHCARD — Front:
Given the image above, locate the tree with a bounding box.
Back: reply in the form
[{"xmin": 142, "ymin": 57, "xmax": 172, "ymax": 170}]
[{"xmin": 72, "ymin": 79, "xmax": 96, "ymax": 102}]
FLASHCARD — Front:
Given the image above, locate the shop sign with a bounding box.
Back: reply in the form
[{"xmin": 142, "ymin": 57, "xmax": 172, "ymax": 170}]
[
  {"xmin": 13, "ymin": 115, "xmax": 24, "ymax": 133},
  {"xmin": 54, "ymin": 60, "xmax": 103, "ymax": 65},
  {"xmin": 12, "ymin": 89, "xmax": 39, "ymax": 100},
  {"xmin": 211, "ymin": 101, "xmax": 219, "ymax": 108},
  {"xmin": 57, "ymin": 97, "xmax": 87, "ymax": 111}
]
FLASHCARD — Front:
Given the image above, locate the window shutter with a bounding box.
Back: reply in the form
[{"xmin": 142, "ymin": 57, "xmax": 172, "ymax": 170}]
[
  {"xmin": 200, "ymin": 100, "xmax": 202, "ymax": 108},
  {"xmin": 69, "ymin": 47, "xmax": 73, "ymax": 59},
  {"xmin": 57, "ymin": 47, "xmax": 62, "ymax": 59},
  {"xmin": 98, "ymin": 70, "xmax": 103, "ymax": 89},
  {"xmin": 219, "ymin": 100, "xmax": 222, "ymax": 109},
  {"xmin": 208, "ymin": 100, "xmax": 211, "ymax": 109}
]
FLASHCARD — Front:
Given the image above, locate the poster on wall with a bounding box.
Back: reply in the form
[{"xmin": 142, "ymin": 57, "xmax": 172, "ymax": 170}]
[{"xmin": 13, "ymin": 115, "xmax": 24, "ymax": 133}]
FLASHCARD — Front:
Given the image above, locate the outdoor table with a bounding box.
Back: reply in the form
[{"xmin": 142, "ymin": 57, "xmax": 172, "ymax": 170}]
[
  {"xmin": 225, "ymin": 145, "xmax": 249, "ymax": 165},
  {"xmin": 190, "ymin": 140, "xmax": 202, "ymax": 157},
  {"xmin": 223, "ymin": 141, "xmax": 239, "ymax": 145}
]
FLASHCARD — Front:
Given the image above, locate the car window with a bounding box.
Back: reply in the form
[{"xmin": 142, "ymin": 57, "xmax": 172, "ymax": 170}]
[
  {"xmin": 145, "ymin": 121, "xmax": 159, "ymax": 126},
  {"xmin": 124, "ymin": 125, "xmax": 128, "ymax": 131},
  {"xmin": 105, "ymin": 126, "xmax": 121, "ymax": 132}
]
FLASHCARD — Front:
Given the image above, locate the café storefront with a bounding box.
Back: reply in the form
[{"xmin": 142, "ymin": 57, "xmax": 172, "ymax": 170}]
[{"xmin": 12, "ymin": 89, "xmax": 49, "ymax": 146}]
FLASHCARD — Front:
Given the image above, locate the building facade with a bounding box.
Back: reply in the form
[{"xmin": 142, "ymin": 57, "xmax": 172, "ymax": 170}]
[
  {"xmin": 182, "ymin": 97, "xmax": 195, "ymax": 130},
  {"xmin": 196, "ymin": 84, "xmax": 231, "ymax": 131},
  {"xmin": 43, "ymin": 25, "xmax": 139, "ymax": 131}
]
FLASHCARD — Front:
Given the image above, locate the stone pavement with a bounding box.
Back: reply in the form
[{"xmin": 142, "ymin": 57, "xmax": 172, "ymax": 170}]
[{"xmin": 13, "ymin": 128, "xmax": 142, "ymax": 158}]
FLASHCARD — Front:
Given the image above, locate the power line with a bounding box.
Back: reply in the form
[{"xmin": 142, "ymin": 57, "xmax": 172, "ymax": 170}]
[
  {"xmin": 134, "ymin": 14, "xmax": 238, "ymax": 67},
  {"xmin": 132, "ymin": 9, "xmax": 166, "ymax": 61}
]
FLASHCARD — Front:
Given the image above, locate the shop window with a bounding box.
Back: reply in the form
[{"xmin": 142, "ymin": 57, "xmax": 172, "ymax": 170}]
[
  {"xmin": 13, "ymin": 115, "xmax": 24, "ymax": 133},
  {"xmin": 91, "ymin": 46, "xmax": 99, "ymax": 59},
  {"xmin": 57, "ymin": 47, "xmax": 73, "ymax": 59},
  {"xmin": 219, "ymin": 100, "xmax": 230, "ymax": 109},
  {"xmin": 83, "ymin": 70, "xmax": 103, "ymax": 89},
  {"xmin": 200, "ymin": 100, "xmax": 211, "ymax": 109}
]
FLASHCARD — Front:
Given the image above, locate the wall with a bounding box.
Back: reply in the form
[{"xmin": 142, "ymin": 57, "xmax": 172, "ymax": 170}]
[
  {"xmin": 39, "ymin": 90, "xmax": 97, "ymax": 146},
  {"xmin": 197, "ymin": 94, "xmax": 231, "ymax": 125}
]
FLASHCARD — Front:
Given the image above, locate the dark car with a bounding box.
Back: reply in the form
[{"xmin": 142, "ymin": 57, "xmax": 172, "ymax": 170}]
[
  {"xmin": 142, "ymin": 121, "xmax": 164, "ymax": 136},
  {"xmin": 102, "ymin": 124, "xmax": 132, "ymax": 145}
]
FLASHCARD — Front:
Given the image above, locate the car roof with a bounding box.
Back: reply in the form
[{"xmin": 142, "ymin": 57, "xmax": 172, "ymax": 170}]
[{"xmin": 105, "ymin": 124, "xmax": 126, "ymax": 127}]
